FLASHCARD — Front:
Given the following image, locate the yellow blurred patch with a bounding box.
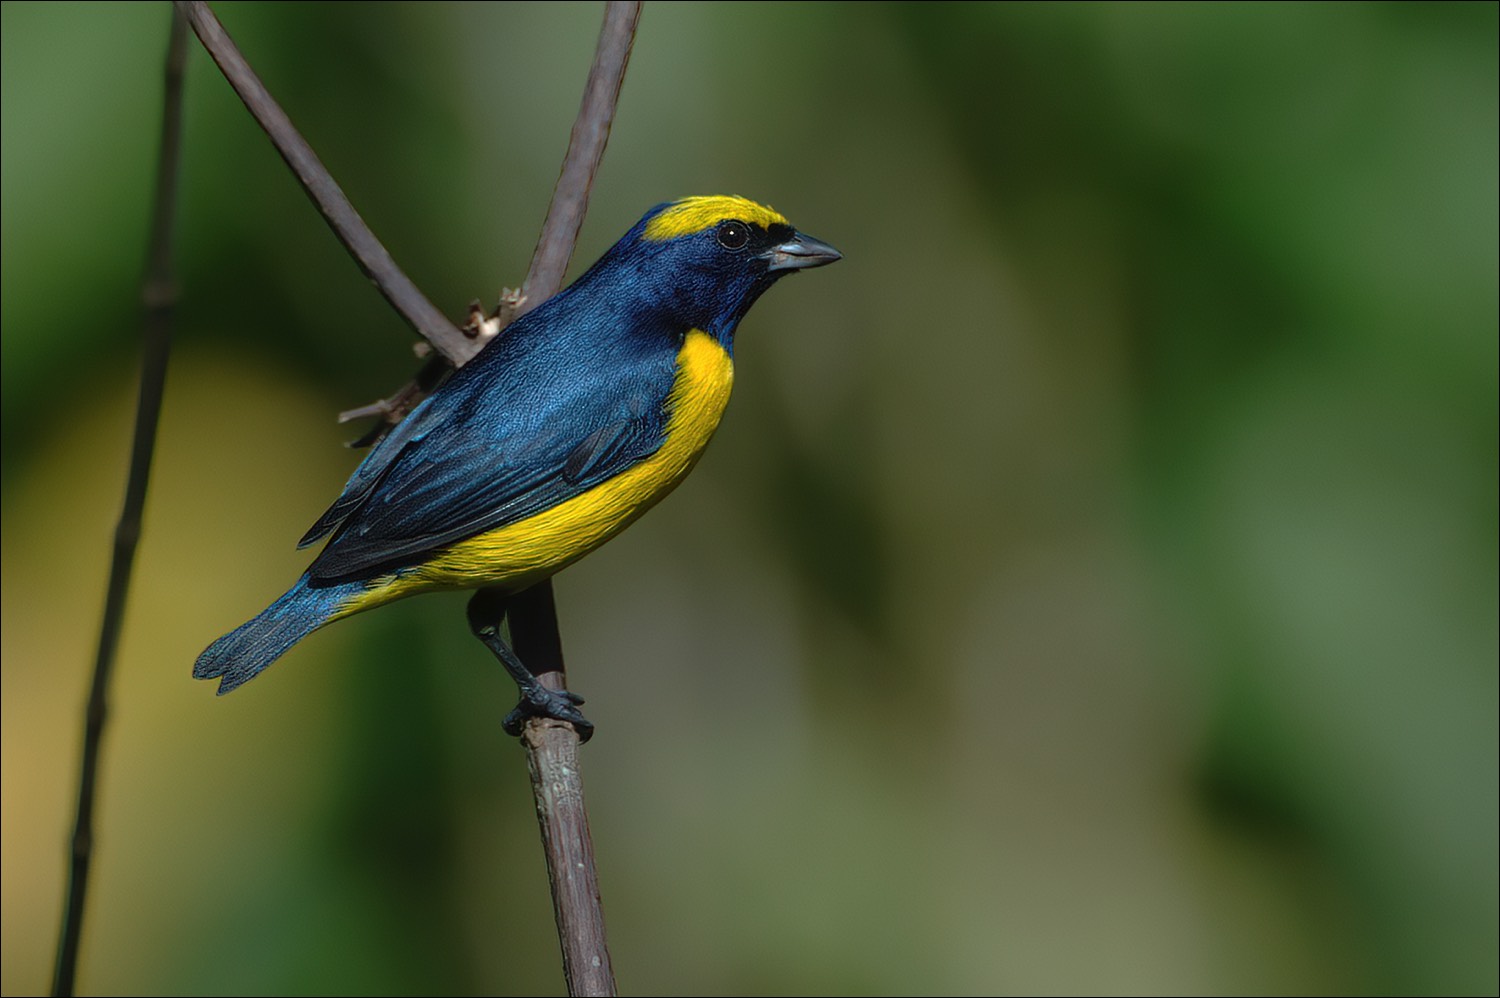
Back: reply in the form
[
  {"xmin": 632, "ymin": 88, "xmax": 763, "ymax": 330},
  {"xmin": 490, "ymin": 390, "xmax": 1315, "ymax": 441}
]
[{"xmin": 1, "ymin": 348, "xmax": 354, "ymax": 994}]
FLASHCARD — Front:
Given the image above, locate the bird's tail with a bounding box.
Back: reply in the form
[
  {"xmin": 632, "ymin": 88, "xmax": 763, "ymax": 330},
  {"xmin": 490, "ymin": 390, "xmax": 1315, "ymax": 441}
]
[{"xmin": 194, "ymin": 573, "xmax": 358, "ymax": 695}]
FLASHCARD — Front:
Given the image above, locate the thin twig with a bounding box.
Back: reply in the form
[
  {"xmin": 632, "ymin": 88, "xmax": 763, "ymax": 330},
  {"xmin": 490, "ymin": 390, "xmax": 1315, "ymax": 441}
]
[
  {"xmin": 52, "ymin": 8, "xmax": 188, "ymax": 996},
  {"xmin": 518, "ymin": 0, "xmax": 642, "ymax": 316},
  {"xmin": 500, "ymin": 5, "xmax": 640, "ymax": 993},
  {"xmin": 175, "ymin": 1, "xmax": 471, "ymax": 363}
]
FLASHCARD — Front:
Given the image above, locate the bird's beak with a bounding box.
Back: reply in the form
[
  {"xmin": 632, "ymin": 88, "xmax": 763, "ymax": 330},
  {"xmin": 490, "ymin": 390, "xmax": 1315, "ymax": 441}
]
[{"xmin": 762, "ymin": 231, "xmax": 843, "ymax": 272}]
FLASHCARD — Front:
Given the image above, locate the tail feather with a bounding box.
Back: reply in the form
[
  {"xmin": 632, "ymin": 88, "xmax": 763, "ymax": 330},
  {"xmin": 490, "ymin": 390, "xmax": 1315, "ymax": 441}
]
[{"xmin": 194, "ymin": 574, "xmax": 356, "ymax": 694}]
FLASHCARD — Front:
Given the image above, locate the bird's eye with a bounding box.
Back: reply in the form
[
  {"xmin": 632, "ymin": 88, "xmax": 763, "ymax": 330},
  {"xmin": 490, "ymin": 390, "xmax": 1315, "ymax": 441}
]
[{"xmin": 716, "ymin": 220, "xmax": 750, "ymax": 250}]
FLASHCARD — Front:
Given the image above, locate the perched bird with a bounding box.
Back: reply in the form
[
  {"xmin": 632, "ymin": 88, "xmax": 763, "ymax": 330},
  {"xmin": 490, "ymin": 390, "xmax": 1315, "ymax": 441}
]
[{"xmin": 195, "ymin": 195, "xmax": 840, "ymax": 736}]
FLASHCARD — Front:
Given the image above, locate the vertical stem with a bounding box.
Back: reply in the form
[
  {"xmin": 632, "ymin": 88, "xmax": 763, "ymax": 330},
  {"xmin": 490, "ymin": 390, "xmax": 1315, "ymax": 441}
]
[
  {"xmin": 516, "ymin": 0, "xmax": 643, "ymax": 316},
  {"xmin": 524, "ymin": 722, "xmax": 615, "ymax": 996},
  {"xmin": 507, "ymin": 0, "xmax": 641, "ymax": 733},
  {"xmin": 52, "ymin": 8, "xmax": 188, "ymax": 996},
  {"xmin": 504, "ymin": 5, "xmax": 640, "ymax": 993}
]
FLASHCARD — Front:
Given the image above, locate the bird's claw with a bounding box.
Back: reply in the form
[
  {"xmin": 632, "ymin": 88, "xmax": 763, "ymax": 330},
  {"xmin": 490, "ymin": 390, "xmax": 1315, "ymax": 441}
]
[{"xmin": 503, "ymin": 685, "xmax": 594, "ymax": 742}]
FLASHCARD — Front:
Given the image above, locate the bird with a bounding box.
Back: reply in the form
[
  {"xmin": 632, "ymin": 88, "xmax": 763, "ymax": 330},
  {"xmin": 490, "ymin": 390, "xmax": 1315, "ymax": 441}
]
[{"xmin": 194, "ymin": 195, "xmax": 841, "ymax": 738}]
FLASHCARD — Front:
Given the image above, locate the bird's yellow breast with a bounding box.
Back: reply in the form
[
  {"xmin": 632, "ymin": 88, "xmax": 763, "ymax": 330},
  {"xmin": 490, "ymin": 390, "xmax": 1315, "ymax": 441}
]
[{"xmin": 335, "ymin": 330, "xmax": 734, "ymax": 617}]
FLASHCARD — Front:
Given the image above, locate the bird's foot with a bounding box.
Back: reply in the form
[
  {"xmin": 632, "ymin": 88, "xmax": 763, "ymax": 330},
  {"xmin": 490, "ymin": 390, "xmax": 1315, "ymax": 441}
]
[{"xmin": 503, "ymin": 683, "xmax": 594, "ymax": 743}]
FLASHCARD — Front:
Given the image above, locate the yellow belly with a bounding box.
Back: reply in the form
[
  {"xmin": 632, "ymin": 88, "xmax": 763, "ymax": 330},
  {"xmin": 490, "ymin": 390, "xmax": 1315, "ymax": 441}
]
[{"xmin": 333, "ymin": 329, "xmax": 733, "ymax": 617}]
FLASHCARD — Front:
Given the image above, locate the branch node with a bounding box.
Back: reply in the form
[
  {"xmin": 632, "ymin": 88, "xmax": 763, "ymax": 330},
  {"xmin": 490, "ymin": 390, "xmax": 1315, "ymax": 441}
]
[
  {"xmin": 494, "ymin": 287, "xmax": 526, "ymax": 332},
  {"xmin": 463, "ymin": 298, "xmax": 505, "ymax": 344},
  {"xmin": 337, "ymin": 399, "xmax": 393, "ymax": 424}
]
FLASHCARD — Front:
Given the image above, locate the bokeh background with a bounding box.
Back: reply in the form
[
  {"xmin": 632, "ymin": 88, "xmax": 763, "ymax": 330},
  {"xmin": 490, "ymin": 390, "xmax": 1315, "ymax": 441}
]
[{"xmin": 3, "ymin": 2, "xmax": 1495, "ymax": 994}]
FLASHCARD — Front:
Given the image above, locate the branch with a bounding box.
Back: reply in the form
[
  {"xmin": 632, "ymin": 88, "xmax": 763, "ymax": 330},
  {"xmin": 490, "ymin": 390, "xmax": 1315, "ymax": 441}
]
[
  {"xmin": 498, "ymin": 6, "xmax": 641, "ymax": 993},
  {"xmin": 519, "ymin": 0, "xmax": 642, "ymax": 314},
  {"xmin": 336, "ymin": 0, "xmax": 642, "ymax": 438},
  {"xmin": 526, "ymin": 719, "xmax": 615, "ymax": 995},
  {"xmin": 175, "ymin": 1, "xmax": 471, "ymax": 363},
  {"xmin": 178, "ymin": 4, "xmax": 640, "ymax": 992},
  {"xmin": 52, "ymin": 7, "xmax": 188, "ymax": 996}
]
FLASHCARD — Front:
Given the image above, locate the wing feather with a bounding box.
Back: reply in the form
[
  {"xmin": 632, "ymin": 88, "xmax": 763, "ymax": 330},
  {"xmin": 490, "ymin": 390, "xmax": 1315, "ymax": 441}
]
[{"xmin": 304, "ymin": 339, "xmax": 675, "ymax": 583}]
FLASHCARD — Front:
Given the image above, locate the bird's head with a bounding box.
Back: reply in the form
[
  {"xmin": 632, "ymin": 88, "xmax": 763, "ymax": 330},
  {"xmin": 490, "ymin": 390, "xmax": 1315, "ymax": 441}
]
[{"xmin": 597, "ymin": 195, "xmax": 841, "ymax": 342}]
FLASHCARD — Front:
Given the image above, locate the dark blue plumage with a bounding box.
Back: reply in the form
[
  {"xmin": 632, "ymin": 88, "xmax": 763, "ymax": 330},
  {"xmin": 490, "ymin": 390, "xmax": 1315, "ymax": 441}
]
[
  {"xmin": 196, "ymin": 575, "xmax": 364, "ymax": 695},
  {"xmin": 301, "ymin": 269, "xmax": 685, "ymax": 582}
]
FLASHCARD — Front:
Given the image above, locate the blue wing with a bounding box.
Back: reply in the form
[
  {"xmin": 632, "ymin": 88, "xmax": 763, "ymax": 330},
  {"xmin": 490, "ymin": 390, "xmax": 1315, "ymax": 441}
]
[{"xmin": 303, "ymin": 310, "xmax": 680, "ymax": 583}]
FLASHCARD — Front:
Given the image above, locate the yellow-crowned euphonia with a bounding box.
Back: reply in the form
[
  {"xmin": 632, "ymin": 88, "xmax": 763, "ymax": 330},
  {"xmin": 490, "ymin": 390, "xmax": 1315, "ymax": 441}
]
[{"xmin": 195, "ymin": 195, "xmax": 840, "ymax": 736}]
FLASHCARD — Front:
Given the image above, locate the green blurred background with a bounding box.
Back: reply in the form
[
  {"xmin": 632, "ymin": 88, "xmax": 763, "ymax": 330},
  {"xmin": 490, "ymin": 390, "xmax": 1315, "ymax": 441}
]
[{"xmin": 3, "ymin": 2, "xmax": 1495, "ymax": 994}]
